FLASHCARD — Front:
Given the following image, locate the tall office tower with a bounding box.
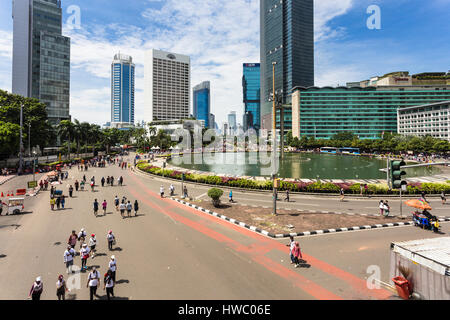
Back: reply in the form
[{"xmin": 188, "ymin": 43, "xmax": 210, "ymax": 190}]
[
  {"xmin": 193, "ymin": 81, "xmax": 211, "ymax": 128},
  {"xmin": 260, "ymin": 0, "xmax": 314, "ymax": 130},
  {"xmin": 144, "ymin": 49, "xmax": 190, "ymax": 122},
  {"xmin": 228, "ymin": 111, "xmax": 237, "ymax": 133},
  {"xmin": 243, "ymin": 63, "xmax": 261, "ymax": 131},
  {"xmin": 12, "ymin": 0, "xmax": 71, "ymax": 125},
  {"xmin": 111, "ymin": 53, "xmax": 135, "ymax": 127},
  {"xmin": 209, "ymin": 113, "xmax": 215, "ymax": 130}
]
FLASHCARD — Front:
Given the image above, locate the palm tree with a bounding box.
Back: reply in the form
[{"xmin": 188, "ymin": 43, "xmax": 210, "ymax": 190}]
[
  {"xmin": 57, "ymin": 120, "xmax": 75, "ymax": 160},
  {"xmin": 88, "ymin": 124, "xmax": 102, "ymax": 155},
  {"xmin": 73, "ymin": 119, "xmax": 83, "ymax": 157}
]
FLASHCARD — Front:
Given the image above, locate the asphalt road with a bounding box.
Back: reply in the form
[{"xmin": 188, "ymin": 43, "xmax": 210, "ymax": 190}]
[
  {"xmin": 0, "ymin": 161, "xmax": 448, "ymax": 300},
  {"xmin": 148, "ymin": 172, "xmax": 450, "ymax": 217}
]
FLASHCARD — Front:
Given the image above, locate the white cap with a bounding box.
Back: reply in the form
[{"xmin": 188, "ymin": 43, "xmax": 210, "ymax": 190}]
[
  {"xmin": 82, "ymin": 243, "xmax": 87, "ymax": 247},
  {"xmin": 81, "ymin": 228, "xmax": 85, "ymax": 232},
  {"xmin": 36, "ymin": 276, "xmax": 41, "ymax": 282},
  {"xmin": 111, "ymin": 255, "xmax": 115, "ymax": 260}
]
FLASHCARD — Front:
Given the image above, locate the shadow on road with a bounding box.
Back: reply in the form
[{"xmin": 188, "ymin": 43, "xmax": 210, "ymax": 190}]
[
  {"xmin": 110, "ymin": 247, "xmax": 123, "ymax": 252},
  {"xmin": 115, "ymin": 279, "xmax": 129, "ymax": 284},
  {"xmin": 0, "ymin": 254, "xmax": 7, "ymax": 259}
]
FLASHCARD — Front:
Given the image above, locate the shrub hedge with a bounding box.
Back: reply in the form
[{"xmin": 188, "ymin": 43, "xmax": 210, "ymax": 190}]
[{"xmin": 136, "ymin": 162, "xmax": 450, "ymax": 195}]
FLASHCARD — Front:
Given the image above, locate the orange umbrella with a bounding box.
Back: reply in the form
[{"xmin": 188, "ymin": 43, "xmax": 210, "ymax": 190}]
[{"xmin": 404, "ymin": 199, "xmax": 432, "ymax": 211}]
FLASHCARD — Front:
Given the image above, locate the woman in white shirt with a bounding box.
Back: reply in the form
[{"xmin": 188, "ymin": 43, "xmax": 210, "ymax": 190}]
[
  {"xmin": 88, "ymin": 234, "xmax": 97, "ymax": 259},
  {"xmin": 80, "ymin": 244, "xmax": 90, "ymax": 271}
]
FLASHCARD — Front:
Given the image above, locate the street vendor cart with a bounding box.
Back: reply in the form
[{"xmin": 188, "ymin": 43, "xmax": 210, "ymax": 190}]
[{"xmin": 6, "ymin": 198, "xmax": 25, "ymax": 215}]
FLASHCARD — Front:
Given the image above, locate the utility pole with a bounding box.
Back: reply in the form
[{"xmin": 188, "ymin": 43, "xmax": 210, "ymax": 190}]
[
  {"xmin": 19, "ymin": 103, "xmax": 24, "ymax": 175},
  {"xmin": 28, "ymin": 122, "xmax": 31, "ymax": 157}
]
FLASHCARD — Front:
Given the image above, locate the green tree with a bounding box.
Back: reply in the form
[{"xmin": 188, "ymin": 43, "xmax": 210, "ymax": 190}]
[{"xmin": 57, "ymin": 120, "xmax": 75, "ymax": 159}]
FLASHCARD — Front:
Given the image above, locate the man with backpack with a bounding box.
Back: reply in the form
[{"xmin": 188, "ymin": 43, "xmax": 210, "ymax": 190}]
[
  {"xmin": 86, "ymin": 267, "xmax": 100, "ymax": 300},
  {"xmin": 63, "ymin": 245, "xmax": 75, "ymax": 274}
]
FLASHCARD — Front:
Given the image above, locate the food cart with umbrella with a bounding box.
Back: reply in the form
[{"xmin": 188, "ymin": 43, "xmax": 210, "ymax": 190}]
[{"xmin": 405, "ymin": 199, "xmax": 439, "ymax": 232}]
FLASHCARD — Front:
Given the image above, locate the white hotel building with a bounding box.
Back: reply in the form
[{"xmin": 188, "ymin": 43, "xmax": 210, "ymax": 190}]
[
  {"xmin": 398, "ymin": 101, "xmax": 450, "ymax": 141},
  {"xmin": 145, "ymin": 49, "xmax": 191, "ymax": 122}
]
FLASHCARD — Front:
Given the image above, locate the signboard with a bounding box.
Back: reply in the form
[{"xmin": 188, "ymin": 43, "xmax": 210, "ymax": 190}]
[{"xmin": 28, "ymin": 181, "xmax": 38, "ymax": 189}]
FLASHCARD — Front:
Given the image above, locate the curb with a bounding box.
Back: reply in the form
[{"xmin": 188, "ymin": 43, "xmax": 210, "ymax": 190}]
[
  {"xmin": 0, "ymin": 175, "xmax": 16, "ymax": 186},
  {"xmin": 171, "ymin": 197, "xmax": 450, "ymax": 239}
]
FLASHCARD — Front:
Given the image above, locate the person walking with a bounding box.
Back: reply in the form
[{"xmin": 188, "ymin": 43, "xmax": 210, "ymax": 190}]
[
  {"xmin": 102, "ymin": 200, "xmax": 108, "ymax": 216},
  {"xmin": 119, "ymin": 176, "xmax": 123, "ymax": 186},
  {"xmin": 90, "ymin": 180, "xmax": 95, "ymax": 192},
  {"xmin": 126, "ymin": 201, "xmax": 132, "ymax": 218},
  {"xmin": 383, "ymin": 201, "xmax": 390, "ymax": 217},
  {"xmin": 87, "ymin": 267, "xmax": 101, "ymax": 301},
  {"xmin": 56, "ymin": 275, "xmax": 67, "ymax": 301},
  {"xmin": 69, "ymin": 185, "xmax": 74, "ymax": 198},
  {"xmin": 78, "ymin": 228, "xmax": 87, "ymax": 249},
  {"xmin": 88, "ymin": 234, "xmax": 97, "ymax": 259},
  {"xmin": 229, "ymin": 190, "xmax": 233, "ymax": 203},
  {"xmin": 29, "ymin": 277, "xmax": 43, "ymax": 300},
  {"xmin": 287, "ymin": 236, "xmax": 296, "ymax": 264},
  {"xmin": 285, "ymin": 190, "xmax": 290, "ymax": 202},
  {"xmin": 114, "ymin": 196, "xmax": 120, "ymax": 211},
  {"xmin": 61, "ymin": 196, "xmax": 66, "ymax": 210},
  {"xmin": 183, "ymin": 186, "xmax": 188, "ymax": 199},
  {"xmin": 68, "ymin": 230, "xmax": 78, "ymax": 249},
  {"xmin": 110, "ymin": 176, "xmax": 114, "ymax": 187},
  {"xmin": 292, "ymin": 242, "xmax": 303, "ymax": 268},
  {"xmin": 170, "ymin": 184, "xmax": 175, "ymax": 197},
  {"xmin": 63, "ymin": 245, "xmax": 75, "ymax": 274},
  {"xmin": 93, "ymin": 199, "xmax": 99, "ymax": 217},
  {"xmin": 421, "ymin": 191, "xmax": 427, "ymax": 203},
  {"xmin": 160, "ymin": 186, "xmax": 165, "ymax": 198},
  {"xmin": 50, "ymin": 196, "xmax": 56, "ymax": 211},
  {"xmin": 107, "ymin": 230, "xmax": 116, "ymax": 251},
  {"xmin": 56, "ymin": 196, "xmax": 61, "ymax": 210},
  {"xmin": 106, "ymin": 176, "xmax": 110, "ymax": 186},
  {"xmin": 74, "ymin": 180, "xmax": 79, "ymax": 192},
  {"xmin": 119, "ymin": 201, "xmax": 126, "ymax": 219},
  {"xmin": 340, "ymin": 188, "xmax": 345, "ymax": 202},
  {"xmin": 134, "ymin": 200, "xmax": 139, "ymax": 217},
  {"xmin": 101, "ymin": 177, "xmax": 105, "ymax": 187},
  {"xmin": 103, "ymin": 270, "xmax": 115, "ymax": 300},
  {"xmin": 109, "ymin": 255, "xmax": 117, "ymax": 282},
  {"xmin": 80, "ymin": 243, "xmax": 90, "ymax": 271},
  {"xmin": 379, "ymin": 200, "xmax": 385, "ymax": 216},
  {"xmin": 80, "ymin": 180, "xmax": 85, "ymax": 191},
  {"xmin": 441, "ymin": 191, "xmax": 446, "ymax": 205}
]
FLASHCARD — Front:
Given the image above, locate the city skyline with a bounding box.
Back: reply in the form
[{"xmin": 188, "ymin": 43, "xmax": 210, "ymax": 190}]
[{"xmin": 1, "ymin": 1, "xmax": 450, "ymax": 128}]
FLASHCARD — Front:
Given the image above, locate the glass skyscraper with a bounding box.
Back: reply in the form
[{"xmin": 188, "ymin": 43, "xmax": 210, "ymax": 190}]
[
  {"xmin": 111, "ymin": 54, "xmax": 135, "ymax": 126},
  {"xmin": 193, "ymin": 81, "xmax": 211, "ymax": 128},
  {"xmin": 260, "ymin": 0, "xmax": 314, "ymax": 130},
  {"xmin": 243, "ymin": 63, "xmax": 261, "ymax": 131},
  {"xmin": 291, "ymin": 86, "xmax": 450, "ymax": 140},
  {"xmin": 12, "ymin": 0, "xmax": 70, "ymax": 125}
]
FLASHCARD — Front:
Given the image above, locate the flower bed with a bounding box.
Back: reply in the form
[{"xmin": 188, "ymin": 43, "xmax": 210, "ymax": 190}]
[{"xmin": 136, "ymin": 162, "xmax": 450, "ymax": 195}]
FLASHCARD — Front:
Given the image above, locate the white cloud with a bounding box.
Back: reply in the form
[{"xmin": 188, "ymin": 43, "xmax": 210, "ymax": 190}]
[
  {"xmin": 63, "ymin": 0, "xmax": 356, "ymax": 126},
  {"xmin": 0, "ymin": 0, "xmax": 357, "ymax": 126}
]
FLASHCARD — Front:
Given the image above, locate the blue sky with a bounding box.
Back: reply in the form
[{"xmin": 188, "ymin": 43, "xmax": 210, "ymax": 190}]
[{"xmin": 0, "ymin": 0, "xmax": 449, "ymax": 126}]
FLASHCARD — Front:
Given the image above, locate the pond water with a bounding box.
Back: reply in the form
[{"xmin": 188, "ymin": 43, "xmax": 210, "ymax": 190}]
[{"xmin": 168, "ymin": 152, "xmax": 441, "ymax": 180}]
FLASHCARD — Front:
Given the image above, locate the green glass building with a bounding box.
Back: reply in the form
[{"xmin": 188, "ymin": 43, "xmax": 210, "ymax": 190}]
[{"xmin": 291, "ymin": 86, "xmax": 450, "ymax": 140}]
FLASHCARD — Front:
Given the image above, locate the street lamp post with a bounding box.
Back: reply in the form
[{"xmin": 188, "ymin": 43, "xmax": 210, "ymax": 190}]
[{"xmin": 18, "ymin": 103, "xmax": 24, "ymax": 175}]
